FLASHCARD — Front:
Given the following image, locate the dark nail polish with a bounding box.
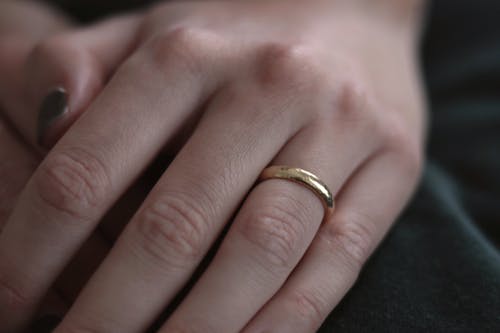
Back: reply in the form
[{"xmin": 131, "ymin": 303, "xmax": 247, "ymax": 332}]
[
  {"xmin": 31, "ymin": 314, "xmax": 61, "ymax": 333},
  {"xmin": 37, "ymin": 87, "xmax": 68, "ymax": 147}
]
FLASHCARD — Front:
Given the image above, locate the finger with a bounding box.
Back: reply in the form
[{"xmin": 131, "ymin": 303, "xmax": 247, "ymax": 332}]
[
  {"xmin": 54, "ymin": 72, "xmax": 312, "ymax": 333},
  {"xmin": 0, "ymin": 7, "xmax": 70, "ymax": 135},
  {"xmin": 0, "ymin": 28, "xmax": 227, "ymax": 331},
  {"xmin": 243, "ymin": 148, "xmax": 422, "ymax": 333},
  {"xmin": 160, "ymin": 117, "xmax": 376, "ymax": 332},
  {"xmin": 52, "ymin": 169, "xmax": 150, "ymax": 303},
  {"xmin": 0, "ymin": 119, "xmax": 40, "ymax": 333},
  {"xmin": 6, "ymin": 14, "xmax": 141, "ymax": 150},
  {"xmin": 0, "ymin": 118, "xmax": 110, "ymax": 330},
  {"xmin": 0, "ymin": 118, "xmax": 39, "ymax": 231},
  {"xmin": 0, "ymin": 1, "xmax": 72, "ymax": 159},
  {"xmin": 0, "ymin": 97, "xmax": 69, "ymax": 333},
  {"xmin": 1, "ymin": 116, "xmax": 114, "ymax": 322}
]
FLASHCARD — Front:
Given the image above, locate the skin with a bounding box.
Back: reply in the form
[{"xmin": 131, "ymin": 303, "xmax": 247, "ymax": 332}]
[{"xmin": 0, "ymin": 0, "xmax": 427, "ymax": 332}]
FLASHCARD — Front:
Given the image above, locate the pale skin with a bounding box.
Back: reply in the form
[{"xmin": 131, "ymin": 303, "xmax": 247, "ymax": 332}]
[{"xmin": 0, "ymin": 0, "xmax": 426, "ymax": 332}]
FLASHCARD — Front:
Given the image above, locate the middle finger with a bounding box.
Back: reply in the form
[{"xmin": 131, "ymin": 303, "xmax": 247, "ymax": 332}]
[{"xmin": 162, "ymin": 119, "xmax": 374, "ymax": 332}]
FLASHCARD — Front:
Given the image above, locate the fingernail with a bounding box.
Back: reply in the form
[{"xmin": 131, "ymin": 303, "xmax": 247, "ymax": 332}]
[
  {"xmin": 31, "ymin": 314, "xmax": 61, "ymax": 332},
  {"xmin": 37, "ymin": 87, "xmax": 68, "ymax": 148}
]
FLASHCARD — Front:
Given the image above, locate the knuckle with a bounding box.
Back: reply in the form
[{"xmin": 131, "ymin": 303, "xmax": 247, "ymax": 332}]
[
  {"xmin": 30, "ymin": 34, "xmax": 76, "ymax": 60},
  {"xmin": 34, "ymin": 148, "xmax": 109, "ymax": 220},
  {"xmin": 287, "ymin": 289, "xmax": 327, "ymax": 327},
  {"xmin": 334, "ymin": 65, "xmax": 381, "ymax": 130},
  {"xmin": 239, "ymin": 195, "xmax": 308, "ymax": 269},
  {"xmin": 403, "ymin": 146, "xmax": 424, "ymax": 178},
  {"xmin": 379, "ymin": 114, "xmax": 409, "ymax": 148},
  {"xmin": 256, "ymin": 42, "xmax": 322, "ymax": 94},
  {"xmin": 322, "ymin": 213, "xmax": 375, "ymax": 272},
  {"xmin": 379, "ymin": 115, "xmax": 424, "ymax": 177},
  {"xmin": 393, "ymin": 141, "xmax": 423, "ymax": 179},
  {"xmin": 145, "ymin": 26, "xmax": 216, "ymax": 75},
  {"xmin": 336, "ymin": 222, "xmax": 372, "ymax": 269},
  {"xmin": 134, "ymin": 193, "xmax": 209, "ymax": 268},
  {"xmin": 27, "ymin": 33, "xmax": 105, "ymax": 100},
  {"xmin": 334, "ymin": 73, "xmax": 374, "ymax": 124}
]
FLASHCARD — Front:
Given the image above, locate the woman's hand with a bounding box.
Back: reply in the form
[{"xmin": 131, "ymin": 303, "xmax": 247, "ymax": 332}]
[
  {"xmin": 0, "ymin": 0, "xmax": 427, "ymax": 332},
  {"xmin": 0, "ymin": 0, "xmax": 77, "ymax": 329},
  {"xmin": 0, "ymin": 2, "xmax": 144, "ymax": 330}
]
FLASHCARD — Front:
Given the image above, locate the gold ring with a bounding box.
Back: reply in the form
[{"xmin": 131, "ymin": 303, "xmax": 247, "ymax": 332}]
[{"xmin": 258, "ymin": 166, "xmax": 334, "ymax": 219}]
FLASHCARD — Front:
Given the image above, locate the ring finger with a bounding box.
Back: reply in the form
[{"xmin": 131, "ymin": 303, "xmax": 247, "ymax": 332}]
[
  {"xmin": 243, "ymin": 146, "xmax": 421, "ymax": 332},
  {"xmin": 160, "ymin": 119, "xmax": 378, "ymax": 332}
]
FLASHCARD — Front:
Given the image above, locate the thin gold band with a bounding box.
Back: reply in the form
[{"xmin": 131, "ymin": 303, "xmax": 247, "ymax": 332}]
[{"xmin": 258, "ymin": 166, "xmax": 334, "ymax": 218}]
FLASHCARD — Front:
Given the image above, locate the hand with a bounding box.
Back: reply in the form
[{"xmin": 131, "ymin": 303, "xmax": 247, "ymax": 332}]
[
  {"xmin": 0, "ymin": 1, "xmax": 427, "ymax": 332},
  {"xmin": 0, "ymin": 2, "xmax": 144, "ymax": 330},
  {"xmin": 0, "ymin": 0, "xmax": 76, "ymax": 320}
]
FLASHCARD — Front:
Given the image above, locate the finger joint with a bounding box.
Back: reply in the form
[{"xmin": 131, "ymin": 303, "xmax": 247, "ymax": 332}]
[
  {"xmin": 134, "ymin": 193, "xmax": 209, "ymax": 269},
  {"xmin": 238, "ymin": 192, "xmax": 309, "ymax": 270},
  {"xmin": 34, "ymin": 148, "xmax": 109, "ymax": 222}
]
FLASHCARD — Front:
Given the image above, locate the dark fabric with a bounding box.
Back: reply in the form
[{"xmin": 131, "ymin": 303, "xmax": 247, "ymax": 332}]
[{"xmin": 42, "ymin": 0, "xmax": 500, "ymax": 331}]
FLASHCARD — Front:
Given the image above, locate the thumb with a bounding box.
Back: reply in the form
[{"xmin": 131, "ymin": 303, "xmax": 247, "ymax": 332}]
[{"xmin": 20, "ymin": 14, "xmax": 141, "ymax": 149}]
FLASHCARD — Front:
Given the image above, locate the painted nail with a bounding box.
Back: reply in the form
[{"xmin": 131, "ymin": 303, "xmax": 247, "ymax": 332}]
[
  {"xmin": 37, "ymin": 87, "xmax": 68, "ymax": 148},
  {"xmin": 31, "ymin": 314, "xmax": 61, "ymax": 332}
]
